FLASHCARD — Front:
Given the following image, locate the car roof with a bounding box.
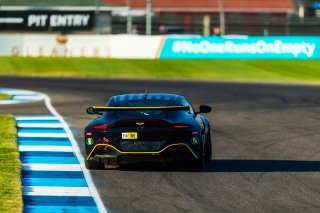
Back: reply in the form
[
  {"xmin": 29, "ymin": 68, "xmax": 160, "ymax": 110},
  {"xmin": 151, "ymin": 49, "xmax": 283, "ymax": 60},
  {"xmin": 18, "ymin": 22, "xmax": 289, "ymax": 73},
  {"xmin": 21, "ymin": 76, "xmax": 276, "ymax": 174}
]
[{"xmin": 108, "ymin": 93, "xmax": 185, "ymax": 105}]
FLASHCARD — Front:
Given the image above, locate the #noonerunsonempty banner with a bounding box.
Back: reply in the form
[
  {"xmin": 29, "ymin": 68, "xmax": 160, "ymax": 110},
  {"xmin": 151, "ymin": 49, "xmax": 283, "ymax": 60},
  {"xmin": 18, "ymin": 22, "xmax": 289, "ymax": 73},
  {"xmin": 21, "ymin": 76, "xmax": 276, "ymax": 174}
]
[{"xmin": 159, "ymin": 36, "xmax": 320, "ymax": 59}]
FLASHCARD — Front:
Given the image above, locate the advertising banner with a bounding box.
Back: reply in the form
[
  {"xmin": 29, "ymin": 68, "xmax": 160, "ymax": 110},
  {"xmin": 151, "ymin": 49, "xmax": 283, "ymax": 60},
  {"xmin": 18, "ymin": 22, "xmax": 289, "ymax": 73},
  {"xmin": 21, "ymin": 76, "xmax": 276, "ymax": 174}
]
[
  {"xmin": 0, "ymin": 10, "xmax": 94, "ymax": 31},
  {"xmin": 1, "ymin": 34, "xmax": 320, "ymax": 59},
  {"xmin": 0, "ymin": 35, "xmax": 163, "ymax": 59},
  {"xmin": 0, "ymin": 35, "xmax": 23, "ymax": 56},
  {"xmin": 159, "ymin": 36, "xmax": 320, "ymax": 59},
  {"xmin": 22, "ymin": 35, "xmax": 110, "ymax": 57}
]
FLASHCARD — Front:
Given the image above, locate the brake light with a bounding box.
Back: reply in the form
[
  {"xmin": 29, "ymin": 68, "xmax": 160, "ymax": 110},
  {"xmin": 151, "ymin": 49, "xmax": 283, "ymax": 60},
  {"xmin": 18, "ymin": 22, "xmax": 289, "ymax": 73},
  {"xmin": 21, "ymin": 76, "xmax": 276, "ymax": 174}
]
[
  {"xmin": 172, "ymin": 125, "xmax": 190, "ymax": 129},
  {"xmin": 86, "ymin": 132, "xmax": 92, "ymax": 136},
  {"xmin": 92, "ymin": 124, "xmax": 108, "ymax": 130}
]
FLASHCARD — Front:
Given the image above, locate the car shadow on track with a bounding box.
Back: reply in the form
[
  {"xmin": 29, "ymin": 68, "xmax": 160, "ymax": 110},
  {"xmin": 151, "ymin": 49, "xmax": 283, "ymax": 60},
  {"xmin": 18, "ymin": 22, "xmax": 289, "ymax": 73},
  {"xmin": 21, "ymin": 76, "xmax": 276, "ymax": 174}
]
[
  {"xmin": 206, "ymin": 159, "xmax": 320, "ymax": 173},
  {"xmin": 105, "ymin": 160, "xmax": 320, "ymax": 172}
]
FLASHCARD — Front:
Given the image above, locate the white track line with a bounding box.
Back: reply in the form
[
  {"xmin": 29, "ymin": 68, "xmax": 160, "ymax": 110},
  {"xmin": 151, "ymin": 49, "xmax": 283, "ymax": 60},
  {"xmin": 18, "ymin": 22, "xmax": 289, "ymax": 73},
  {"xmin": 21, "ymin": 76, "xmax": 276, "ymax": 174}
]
[
  {"xmin": 0, "ymin": 89, "xmax": 39, "ymax": 95},
  {"xmin": 18, "ymin": 133, "xmax": 68, "ymax": 138},
  {"xmin": 13, "ymin": 96, "xmax": 44, "ymax": 100},
  {"xmin": 16, "ymin": 116, "xmax": 58, "ymax": 121},
  {"xmin": 0, "ymin": 88, "xmax": 45, "ymax": 105},
  {"xmin": 17, "ymin": 123, "xmax": 63, "ymax": 128},
  {"xmin": 22, "ymin": 164, "xmax": 82, "ymax": 171},
  {"xmin": 42, "ymin": 94, "xmax": 107, "ymax": 213},
  {"xmin": 23, "ymin": 186, "xmax": 91, "ymax": 196},
  {"xmin": 0, "ymin": 100, "xmax": 27, "ymax": 104},
  {"xmin": 19, "ymin": 146, "xmax": 73, "ymax": 152}
]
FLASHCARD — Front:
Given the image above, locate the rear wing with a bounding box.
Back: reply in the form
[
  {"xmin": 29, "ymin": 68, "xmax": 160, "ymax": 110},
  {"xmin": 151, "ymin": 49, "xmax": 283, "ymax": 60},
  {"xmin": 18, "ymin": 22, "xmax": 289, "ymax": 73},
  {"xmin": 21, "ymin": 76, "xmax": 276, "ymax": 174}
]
[{"xmin": 86, "ymin": 106, "xmax": 190, "ymax": 114}]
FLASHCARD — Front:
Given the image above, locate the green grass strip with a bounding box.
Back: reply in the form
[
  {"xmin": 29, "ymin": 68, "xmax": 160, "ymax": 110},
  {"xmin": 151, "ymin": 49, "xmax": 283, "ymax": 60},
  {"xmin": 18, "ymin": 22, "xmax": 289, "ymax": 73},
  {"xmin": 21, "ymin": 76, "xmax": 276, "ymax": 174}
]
[
  {"xmin": 0, "ymin": 94, "xmax": 11, "ymax": 100},
  {"xmin": 0, "ymin": 114, "xmax": 22, "ymax": 213},
  {"xmin": 1, "ymin": 57, "xmax": 320, "ymax": 83}
]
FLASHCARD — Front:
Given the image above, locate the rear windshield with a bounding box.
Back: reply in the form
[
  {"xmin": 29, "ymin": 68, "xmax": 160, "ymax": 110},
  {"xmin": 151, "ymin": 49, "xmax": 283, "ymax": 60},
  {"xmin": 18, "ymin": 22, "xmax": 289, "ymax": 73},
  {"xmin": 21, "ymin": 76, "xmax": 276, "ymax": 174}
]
[{"xmin": 111, "ymin": 99, "xmax": 171, "ymax": 117}]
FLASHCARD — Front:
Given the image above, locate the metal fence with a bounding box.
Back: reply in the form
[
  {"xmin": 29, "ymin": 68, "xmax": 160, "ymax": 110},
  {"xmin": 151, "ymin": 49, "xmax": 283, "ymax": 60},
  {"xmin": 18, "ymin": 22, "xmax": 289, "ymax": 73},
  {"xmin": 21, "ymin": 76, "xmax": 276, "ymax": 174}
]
[{"xmin": 1, "ymin": 0, "xmax": 320, "ymax": 35}]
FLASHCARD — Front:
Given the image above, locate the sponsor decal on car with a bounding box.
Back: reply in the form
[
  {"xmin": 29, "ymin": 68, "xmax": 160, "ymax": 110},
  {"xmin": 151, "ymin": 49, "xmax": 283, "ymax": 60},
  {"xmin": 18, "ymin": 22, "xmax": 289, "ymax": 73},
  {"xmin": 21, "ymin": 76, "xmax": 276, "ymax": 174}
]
[
  {"xmin": 86, "ymin": 138, "xmax": 94, "ymax": 145},
  {"xmin": 191, "ymin": 137, "xmax": 199, "ymax": 144}
]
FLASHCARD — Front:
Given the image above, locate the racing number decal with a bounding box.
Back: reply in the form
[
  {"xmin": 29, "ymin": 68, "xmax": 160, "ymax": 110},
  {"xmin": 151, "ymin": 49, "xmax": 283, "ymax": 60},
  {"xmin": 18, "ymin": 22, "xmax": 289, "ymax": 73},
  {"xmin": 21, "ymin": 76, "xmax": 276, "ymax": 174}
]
[{"xmin": 122, "ymin": 132, "xmax": 138, "ymax": 139}]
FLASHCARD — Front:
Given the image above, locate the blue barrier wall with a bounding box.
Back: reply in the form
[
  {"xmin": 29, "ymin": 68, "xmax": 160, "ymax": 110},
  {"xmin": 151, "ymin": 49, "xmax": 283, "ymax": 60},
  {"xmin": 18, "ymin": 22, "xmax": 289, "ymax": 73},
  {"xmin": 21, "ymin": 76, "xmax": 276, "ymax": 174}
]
[{"xmin": 159, "ymin": 36, "xmax": 320, "ymax": 59}]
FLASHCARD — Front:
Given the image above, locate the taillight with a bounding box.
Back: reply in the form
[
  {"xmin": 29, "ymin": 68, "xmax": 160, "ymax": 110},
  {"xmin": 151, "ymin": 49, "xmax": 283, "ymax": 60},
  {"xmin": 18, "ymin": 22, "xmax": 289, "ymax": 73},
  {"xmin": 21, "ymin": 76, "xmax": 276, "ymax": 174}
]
[
  {"xmin": 172, "ymin": 125, "xmax": 190, "ymax": 129},
  {"xmin": 92, "ymin": 124, "xmax": 108, "ymax": 130}
]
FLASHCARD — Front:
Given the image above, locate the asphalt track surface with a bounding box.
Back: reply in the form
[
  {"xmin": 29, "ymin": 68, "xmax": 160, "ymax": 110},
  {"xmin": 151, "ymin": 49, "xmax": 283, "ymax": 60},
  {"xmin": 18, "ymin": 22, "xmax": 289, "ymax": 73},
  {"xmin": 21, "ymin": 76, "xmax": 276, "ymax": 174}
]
[{"xmin": 1, "ymin": 76, "xmax": 320, "ymax": 213}]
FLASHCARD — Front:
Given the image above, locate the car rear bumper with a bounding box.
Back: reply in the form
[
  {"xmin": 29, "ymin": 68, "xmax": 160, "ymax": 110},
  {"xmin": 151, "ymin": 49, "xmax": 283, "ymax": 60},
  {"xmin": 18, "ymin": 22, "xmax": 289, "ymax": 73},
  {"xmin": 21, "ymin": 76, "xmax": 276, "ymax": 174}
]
[{"xmin": 86, "ymin": 143, "xmax": 198, "ymax": 165}]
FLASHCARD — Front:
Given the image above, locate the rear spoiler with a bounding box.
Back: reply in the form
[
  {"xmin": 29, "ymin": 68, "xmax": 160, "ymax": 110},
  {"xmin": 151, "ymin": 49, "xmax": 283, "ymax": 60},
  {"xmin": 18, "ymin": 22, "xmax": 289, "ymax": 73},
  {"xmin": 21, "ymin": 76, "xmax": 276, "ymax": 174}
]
[{"xmin": 86, "ymin": 106, "xmax": 189, "ymax": 114}]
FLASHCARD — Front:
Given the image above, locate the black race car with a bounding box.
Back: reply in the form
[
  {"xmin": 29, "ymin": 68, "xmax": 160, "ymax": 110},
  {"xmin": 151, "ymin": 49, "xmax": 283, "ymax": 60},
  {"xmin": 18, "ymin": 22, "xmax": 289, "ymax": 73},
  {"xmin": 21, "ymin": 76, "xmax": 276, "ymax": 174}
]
[{"xmin": 84, "ymin": 93, "xmax": 212, "ymax": 171}]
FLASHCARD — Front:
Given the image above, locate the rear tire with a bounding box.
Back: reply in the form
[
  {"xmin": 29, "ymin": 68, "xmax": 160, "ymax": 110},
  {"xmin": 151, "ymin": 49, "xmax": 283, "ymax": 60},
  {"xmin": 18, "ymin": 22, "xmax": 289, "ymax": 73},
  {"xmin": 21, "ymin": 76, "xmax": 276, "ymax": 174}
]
[
  {"xmin": 191, "ymin": 137, "xmax": 205, "ymax": 171},
  {"xmin": 85, "ymin": 159, "xmax": 104, "ymax": 170},
  {"xmin": 204, "ymin": 132, "xmax": 212, "ymax": 164},
  {"xmin": 192, "ymin": 155, "xmax": 204, "ymax": 171}
]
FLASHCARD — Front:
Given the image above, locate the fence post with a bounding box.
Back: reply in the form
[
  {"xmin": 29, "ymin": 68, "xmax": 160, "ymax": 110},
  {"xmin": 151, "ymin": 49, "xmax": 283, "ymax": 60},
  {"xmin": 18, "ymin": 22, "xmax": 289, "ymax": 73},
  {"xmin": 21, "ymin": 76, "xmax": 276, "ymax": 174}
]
[
  {"xmin": 146, "ymin": 0, "xmax": 152, "ymax": 35},
  {"xmin": 218, "ymin": 0, "xmax": 225, "ymax": 35}
]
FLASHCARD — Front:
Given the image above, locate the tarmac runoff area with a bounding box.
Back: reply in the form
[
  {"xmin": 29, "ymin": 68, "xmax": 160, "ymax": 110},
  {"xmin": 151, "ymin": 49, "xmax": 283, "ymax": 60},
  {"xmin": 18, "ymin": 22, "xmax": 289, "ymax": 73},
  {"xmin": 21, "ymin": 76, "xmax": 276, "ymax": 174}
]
[{"xmin": 0, "ymin": 88, "xmax": 106, "ymax": 213}]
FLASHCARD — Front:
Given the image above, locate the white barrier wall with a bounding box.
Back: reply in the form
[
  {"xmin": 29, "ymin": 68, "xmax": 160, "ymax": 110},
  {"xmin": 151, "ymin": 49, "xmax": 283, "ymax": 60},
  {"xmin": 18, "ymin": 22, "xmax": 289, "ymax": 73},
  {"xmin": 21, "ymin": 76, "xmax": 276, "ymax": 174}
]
[
  {"xmin": 2, "ymin": 34, "xmax": 318, "ymax": 59},
  {"xmin": 0, "ymin": 35, "xmax": 23, "ymax": 56},
  {"xmin": 0, "ymin": 34, "xmax": 164, "ymax": 59}
]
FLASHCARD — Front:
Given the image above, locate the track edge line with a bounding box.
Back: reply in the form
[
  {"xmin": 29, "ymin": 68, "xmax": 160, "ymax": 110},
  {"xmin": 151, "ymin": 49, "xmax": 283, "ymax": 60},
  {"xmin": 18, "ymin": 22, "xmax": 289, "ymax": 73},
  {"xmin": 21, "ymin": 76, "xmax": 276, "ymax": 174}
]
[{"xmin": 43, "ymin": 94, "xmax": 108, "ymax": 213}]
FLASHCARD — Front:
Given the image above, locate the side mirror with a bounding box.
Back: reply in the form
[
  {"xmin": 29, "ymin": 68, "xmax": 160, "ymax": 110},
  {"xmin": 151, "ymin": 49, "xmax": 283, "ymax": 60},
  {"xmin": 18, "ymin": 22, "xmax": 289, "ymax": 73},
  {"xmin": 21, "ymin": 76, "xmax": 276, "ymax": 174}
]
[
  {"xmin": 86, "ymin": 107, "xmax": 96, "ymax": 114},
  {"xmin": 199, "ymin": 105, "xmax": 212, "ymax": 113}
]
